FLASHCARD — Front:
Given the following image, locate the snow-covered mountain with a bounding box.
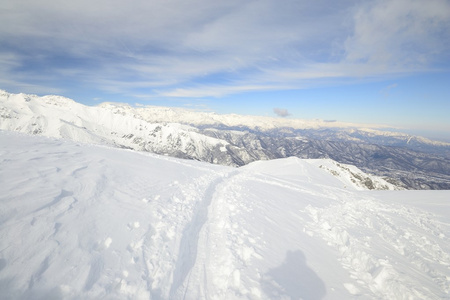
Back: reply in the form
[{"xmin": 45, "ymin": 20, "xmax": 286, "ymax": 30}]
[
  {"xmin": 1, "ymin": 90, "xmax": 449, "ymax": 189},
  {"xmin": 0, "ymin": 90, "xmax": 233, "ymax": 162},
  {"xmin": 1, "ymin": 131, "xmax": 449, "ymax": 299},
  {"xmin": 98, "ymin": 101, "xmax": 450, "ymax": 151}
]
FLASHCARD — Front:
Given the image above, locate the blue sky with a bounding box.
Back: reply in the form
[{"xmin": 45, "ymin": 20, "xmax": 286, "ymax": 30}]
[{"xmin": 1, "ymin": 0, "xmax": 450, "ymax": 141}]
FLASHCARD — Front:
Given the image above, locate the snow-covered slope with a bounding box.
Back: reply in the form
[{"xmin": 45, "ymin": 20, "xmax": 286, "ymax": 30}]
[
  {"xmin": 1, "ymin": 131, "xmax": 449, "ymax": 299},
  {"xmin": 243, "ymin": 157, "xmax": 399, "ymax": 190},
  {"xmin": 0, "ymin": 90, "xmax": 236, "ymax": 164}
]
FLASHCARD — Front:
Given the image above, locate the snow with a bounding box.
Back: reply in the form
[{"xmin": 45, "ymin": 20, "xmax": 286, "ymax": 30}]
[
  {"xmin": 0, "ymin": 91, "xmax": 229, "ymax": 159},
  {"xmin": 3, "ymin": 90, "xmax": 448, "ymax": 153},
  {"xmin": 242, "ymin": 157, "xmax": 400, "ymax": 190},
  {"xmin": 99, "ymin": 101, "xmax": 387, "ymax": 131},
  {"xmin": 1, "ymin": 131, "xmax": 449, "ymax": 299},
  {"xmin": 98, "ymin": 100, "xmax": 450, "ymax": 147}
]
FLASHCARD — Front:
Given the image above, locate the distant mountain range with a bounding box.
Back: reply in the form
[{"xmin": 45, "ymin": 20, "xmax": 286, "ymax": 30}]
[{"xmin": 1, "ymin": 90, "xmax": 449, "ymax": 189}]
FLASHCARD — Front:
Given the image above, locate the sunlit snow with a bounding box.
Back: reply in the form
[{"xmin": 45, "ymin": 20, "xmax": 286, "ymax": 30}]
[{"xmin": 0, "ymin": 132, "xmax": 449, "ymax": 299}]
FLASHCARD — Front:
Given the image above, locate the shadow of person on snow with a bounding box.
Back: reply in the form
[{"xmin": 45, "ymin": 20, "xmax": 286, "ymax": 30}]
[{"xmin": 262, "ymin": 250, "xmax": 326, "ymax": 300}]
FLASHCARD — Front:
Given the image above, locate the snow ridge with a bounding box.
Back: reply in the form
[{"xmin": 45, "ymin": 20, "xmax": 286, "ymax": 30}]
[
  {"xmin": 0, "ymin": 90, "xmax": 231, "ymax": 164},
  {"xmin": 0, "ymin": 132, "xmax": 449, "ymax": 299}
]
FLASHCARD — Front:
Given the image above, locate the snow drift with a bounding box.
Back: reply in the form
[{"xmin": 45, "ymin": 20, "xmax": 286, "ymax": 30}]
[{"xmin": 1, "ymin": 131, "xmax": 449, "ymax": 299}]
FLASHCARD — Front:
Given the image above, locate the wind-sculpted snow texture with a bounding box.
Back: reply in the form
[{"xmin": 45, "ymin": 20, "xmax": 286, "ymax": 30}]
[
  {"xmin": 1, "ymin": 132, "xmax": 449, "ymax": 299},
  {"xmin": 1, "ymin": 90, "xmax": 450, "ymax": 189}
]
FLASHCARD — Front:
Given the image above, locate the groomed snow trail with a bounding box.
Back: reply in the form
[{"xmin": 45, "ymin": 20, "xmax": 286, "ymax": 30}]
[{"xmin": 1, "ymin": 132, "xmax": 449, "ymax": 299}]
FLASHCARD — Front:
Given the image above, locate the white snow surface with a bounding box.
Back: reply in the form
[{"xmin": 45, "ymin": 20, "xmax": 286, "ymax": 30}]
[
  {"xmin": 0, "ymin": 90, "xmax": 229, "ymax": 158},
  {"xmin": 1, "ymin": 132, "xmax": 449, "ymax": 299}
]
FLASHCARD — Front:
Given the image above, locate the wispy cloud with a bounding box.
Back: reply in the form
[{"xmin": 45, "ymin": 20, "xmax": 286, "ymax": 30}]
[
  {"xmin": 273, "ymin": 108, "xmax": 290, "ymax": 117},
  {"xmin": 344, "ymin": 0, "xmax": 450, "ymax": 68},
  {"xmin": 156, "ymin": 84, "xmax": 287, "ymax": 98},
  {"xmin": 380, "ymin": 83, "xmax": 398, "ymax": 97},
  {"xmin": 1, "ymin": 0, "xmax": 449, "ymax": 99}
]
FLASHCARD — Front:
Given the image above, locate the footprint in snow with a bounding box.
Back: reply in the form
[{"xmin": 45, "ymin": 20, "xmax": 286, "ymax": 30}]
[{"xmin": 127, "ymin": 222, "xmax": 140, "ymax": 231}]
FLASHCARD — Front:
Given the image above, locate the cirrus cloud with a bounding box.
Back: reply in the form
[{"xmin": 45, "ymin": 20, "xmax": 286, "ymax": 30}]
[{"xmin": 0, "ymin": 0, "xmax": 449, "ymax": 99}]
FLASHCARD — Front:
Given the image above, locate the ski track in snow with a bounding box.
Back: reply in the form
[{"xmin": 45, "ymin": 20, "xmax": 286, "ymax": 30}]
[
  {"xmin": 172, "ymin": 171, "xmax": 259, "ymax": 299},
  {"xmin": 169, "ymin": 170, "xmax": 240, "ymax": 299},
  {"xmin": 0, "ymin": 132, "xmax": 449, "ymax": 299}
]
